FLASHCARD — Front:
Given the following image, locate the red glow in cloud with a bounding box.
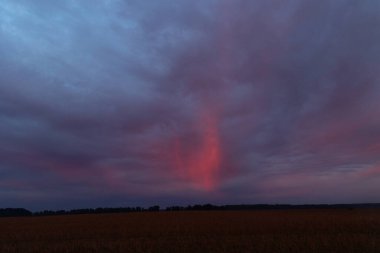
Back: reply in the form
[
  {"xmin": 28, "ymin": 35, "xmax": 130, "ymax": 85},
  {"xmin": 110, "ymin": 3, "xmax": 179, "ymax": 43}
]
[
  {"xmin": 356, "ymin": 164, "xmax": 380, "ymax": 179},
  {"xmin": 174, "ymin": 111, "xmax": 221, "ymax": 191}
]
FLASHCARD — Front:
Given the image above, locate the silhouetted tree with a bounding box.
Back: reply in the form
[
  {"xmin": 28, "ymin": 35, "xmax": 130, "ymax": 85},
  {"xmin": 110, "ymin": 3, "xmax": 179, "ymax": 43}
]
[
  {"xmin": 0, "ymin": 208, "xmax": 32, "ymax": 217},
  {"xmin": 148, "ymin": 205, "xmax": 160, "ymax": 212}
]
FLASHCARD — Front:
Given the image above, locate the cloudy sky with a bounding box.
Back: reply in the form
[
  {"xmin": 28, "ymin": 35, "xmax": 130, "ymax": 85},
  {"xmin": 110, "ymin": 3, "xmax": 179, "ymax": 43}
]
[{"xmin": 1, "ymin": 0, "xmax": 379, "ymax": 210}]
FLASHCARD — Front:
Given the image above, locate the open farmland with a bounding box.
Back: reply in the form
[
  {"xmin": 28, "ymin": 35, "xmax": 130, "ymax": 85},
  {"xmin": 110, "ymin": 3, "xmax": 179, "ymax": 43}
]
[{"xmin": 1, "ymin": 209, "xmax": 380, "ymax": 253}]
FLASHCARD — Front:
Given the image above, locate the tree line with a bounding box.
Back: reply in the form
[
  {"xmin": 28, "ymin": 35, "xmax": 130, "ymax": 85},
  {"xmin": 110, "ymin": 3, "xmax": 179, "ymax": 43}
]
[{"xmin": 2, "ymin": 203, "xmax": 380, "ymax": 217}]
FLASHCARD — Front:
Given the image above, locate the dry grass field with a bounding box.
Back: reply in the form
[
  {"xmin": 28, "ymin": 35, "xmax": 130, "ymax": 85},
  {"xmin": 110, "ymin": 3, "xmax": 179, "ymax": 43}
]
[{"xmin": 1, "ymin": 209, "xmax": 380, "ymax": 253}]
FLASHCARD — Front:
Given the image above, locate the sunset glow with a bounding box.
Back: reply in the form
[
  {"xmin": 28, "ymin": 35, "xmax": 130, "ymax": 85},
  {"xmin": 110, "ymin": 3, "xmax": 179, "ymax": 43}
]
[{"xmin": 173, "ymin": 110, "xmax": 221, "ymax": 191}]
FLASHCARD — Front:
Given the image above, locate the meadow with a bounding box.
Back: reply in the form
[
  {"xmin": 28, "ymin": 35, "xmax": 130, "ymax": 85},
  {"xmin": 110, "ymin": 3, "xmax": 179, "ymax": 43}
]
[{"xmin": 1, "ymin": 209, "xmax": 380, "ymax": 253}]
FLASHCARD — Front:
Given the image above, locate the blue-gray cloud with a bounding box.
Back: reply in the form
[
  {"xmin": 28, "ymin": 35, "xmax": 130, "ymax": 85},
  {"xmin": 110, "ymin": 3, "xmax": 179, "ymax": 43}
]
[{"xmin": 0, "ymin": 0, "xmax": 380, "ymax": 210}]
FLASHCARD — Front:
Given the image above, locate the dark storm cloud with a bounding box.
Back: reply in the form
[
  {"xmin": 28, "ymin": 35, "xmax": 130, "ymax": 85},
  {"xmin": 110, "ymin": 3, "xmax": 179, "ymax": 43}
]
[{"xmin": 0, "ymin": 0, "xmax": 379, "ymax": 209}]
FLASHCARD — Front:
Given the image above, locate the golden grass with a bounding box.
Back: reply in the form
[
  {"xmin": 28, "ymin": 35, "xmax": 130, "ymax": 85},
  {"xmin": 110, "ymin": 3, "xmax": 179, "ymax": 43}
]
[{"xmin": 1, "ymin": 209, "xmax": 380, "ymax": 253}]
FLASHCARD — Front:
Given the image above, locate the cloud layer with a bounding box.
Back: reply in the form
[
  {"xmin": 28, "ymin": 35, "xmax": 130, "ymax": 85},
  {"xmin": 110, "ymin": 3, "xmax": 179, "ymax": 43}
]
[{"xmin": 1, "ymin": 0, "xmax": 380, "ymax": 210}]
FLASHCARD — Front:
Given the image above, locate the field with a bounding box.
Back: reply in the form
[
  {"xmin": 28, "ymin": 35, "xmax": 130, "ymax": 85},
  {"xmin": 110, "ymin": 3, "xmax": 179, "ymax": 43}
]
[{"xmin": 1, "ymin": 209, "xmax": 380, "ymax": 253}]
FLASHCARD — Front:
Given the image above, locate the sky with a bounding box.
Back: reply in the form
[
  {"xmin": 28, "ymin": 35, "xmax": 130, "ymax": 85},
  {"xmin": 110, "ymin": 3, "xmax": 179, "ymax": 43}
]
[{"xmin": 0, "ymin": 0, "xmax": 380, "ymax": 210}]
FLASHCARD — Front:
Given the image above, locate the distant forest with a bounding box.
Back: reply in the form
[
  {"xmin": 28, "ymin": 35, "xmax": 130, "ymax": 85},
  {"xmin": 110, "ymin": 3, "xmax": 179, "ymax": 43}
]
[{"xmin": 1, "ymin": 204, "xmax": 380, "ymax": 217}]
